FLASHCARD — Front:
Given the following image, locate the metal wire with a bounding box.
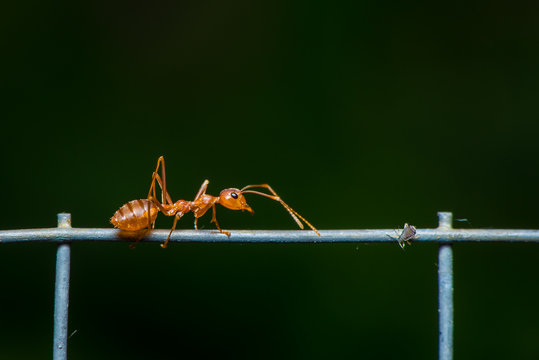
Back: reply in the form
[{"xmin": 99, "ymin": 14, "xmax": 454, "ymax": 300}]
[
  {"xmin": 1, "ymin": 211, "xmax": 538, "ymax": 360},
  {"xmin": 1, "ymin": 228, "xmax": 538, "ymax": 243},
  {"xmin": 438, "ymin": 213, "xmax": 454, "ymax": 360},
  {"xmin": 53, "ymin": 214, "xmax": 71, "ymax": 360}
]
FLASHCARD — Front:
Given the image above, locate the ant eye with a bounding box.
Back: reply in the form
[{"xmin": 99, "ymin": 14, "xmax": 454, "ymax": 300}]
[{"xmin": 231, "ymin": 192, "xmax": 238, "ymax": 199}]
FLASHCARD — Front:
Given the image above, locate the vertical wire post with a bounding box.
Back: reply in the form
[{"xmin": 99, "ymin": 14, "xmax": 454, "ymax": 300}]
[
  {"xmin": 438, "ymin": 212, "xmax": 454, "ymax": 360},
  {"xmin": 53, "ymin": 213, "xmax": 72, "ymax": 360}
]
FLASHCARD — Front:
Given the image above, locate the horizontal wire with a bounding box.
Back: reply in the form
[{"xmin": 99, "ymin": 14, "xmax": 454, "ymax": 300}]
[{"xmin": 1, "ymin": 228, "xmax": 538, "ymax": 244}]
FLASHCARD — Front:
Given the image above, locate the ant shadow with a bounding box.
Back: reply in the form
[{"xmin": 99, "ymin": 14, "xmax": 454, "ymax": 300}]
[{"xmin": 116, "ymin": 229, "xmax": 151, "ymax": 249}]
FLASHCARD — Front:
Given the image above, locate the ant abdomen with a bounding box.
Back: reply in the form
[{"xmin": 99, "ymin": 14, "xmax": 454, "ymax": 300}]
[{"xmin": 110, "ymin": 199, "xmax": 159, "ymax": 231}]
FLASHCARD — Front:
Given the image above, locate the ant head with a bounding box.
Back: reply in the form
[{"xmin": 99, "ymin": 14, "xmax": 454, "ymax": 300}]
[{"xmin": 218, "ymin": 188, "xmax": 254, "ymax": 214}]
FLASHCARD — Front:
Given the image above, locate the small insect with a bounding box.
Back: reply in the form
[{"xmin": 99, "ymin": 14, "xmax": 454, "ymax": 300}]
[
  {"xmin": 111, "ymin": 156, "xmax": 320, "ymax": 248},
  {"xmin": 387, "ymin": 223, "xmax": 418, "ymax": 249}
]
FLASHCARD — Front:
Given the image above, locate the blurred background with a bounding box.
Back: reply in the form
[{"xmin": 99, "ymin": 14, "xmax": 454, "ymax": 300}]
[{"xmin": 1, "ymin": 1, "xmax": 538, "ymax": 359}]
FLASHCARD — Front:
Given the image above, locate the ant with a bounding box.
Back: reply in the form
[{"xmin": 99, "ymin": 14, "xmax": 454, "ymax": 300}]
[{"xmin": 111, "ymin": 156, "xmax": 321, "ymax": 248}]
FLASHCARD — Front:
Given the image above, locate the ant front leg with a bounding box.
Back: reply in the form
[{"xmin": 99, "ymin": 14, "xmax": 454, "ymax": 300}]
[
  {"xmin": 210, "ymin": 203, "xmax": 230, "ymax": 237},
  {"xmin": 193, "ymin": 200, "xmax": 230, "ymax": 237}
]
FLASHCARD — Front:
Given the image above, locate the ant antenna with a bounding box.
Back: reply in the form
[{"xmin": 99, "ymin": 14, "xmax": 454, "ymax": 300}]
[{"xmin": 241, "ymin": 188, "xmax": 321, "ymax": 237}]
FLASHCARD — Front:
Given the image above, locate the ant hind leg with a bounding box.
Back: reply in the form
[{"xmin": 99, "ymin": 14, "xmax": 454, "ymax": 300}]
[{"xmin": 161, "ymin": 212, "xmax": 185, "ymax": 248}]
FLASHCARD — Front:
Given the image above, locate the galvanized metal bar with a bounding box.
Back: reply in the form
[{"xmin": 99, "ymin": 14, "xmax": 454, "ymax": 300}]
[
  {"xmin": 438, "ymin": 212, "xmax": 454, "ymax": 360},
  {"xmin": 53, "ymin": 213, "xmax": 71, "ymax": 360},
  {"xmin": 0, "ymin": 210, "xmax": 536, "ymax": 360},
  {"xmin": 0, "ymin": 228, "xmax": 538, "ymax": 244}
]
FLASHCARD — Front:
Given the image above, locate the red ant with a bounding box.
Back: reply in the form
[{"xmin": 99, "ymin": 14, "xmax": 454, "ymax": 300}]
[{"xmin": 111, "ymin": 156, "xmax": 320, "ymax": 248}]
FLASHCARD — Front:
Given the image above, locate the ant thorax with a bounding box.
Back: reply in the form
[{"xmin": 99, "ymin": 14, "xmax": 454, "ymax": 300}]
[{"xmin": 190, "ymin": 194, "xmax": 218, "ymax": 217}]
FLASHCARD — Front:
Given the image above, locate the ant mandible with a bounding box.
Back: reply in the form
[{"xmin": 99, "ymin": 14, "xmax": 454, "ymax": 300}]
[{"xmin": 111, "ymin": 156, "xmax": 321, "ymax": 248}]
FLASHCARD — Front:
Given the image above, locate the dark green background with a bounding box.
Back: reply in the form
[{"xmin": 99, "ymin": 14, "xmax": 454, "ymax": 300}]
[{"xmin": 1, "ymin": 1, "xmax": 538, "ymax": 359}]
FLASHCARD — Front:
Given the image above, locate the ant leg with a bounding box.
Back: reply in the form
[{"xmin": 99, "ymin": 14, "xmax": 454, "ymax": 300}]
[
  {"xmin": 129, "ymin": 229, "xmax": 150, "ymax": 249},
  {"xmin": 145, "ymin": 156, "xmax": 173, "ymax": 230},
  {"xmin": 147, "ymin": 158, "xmax": 173, "ymax": 206},
  {"xmin": 157, "ymin": 156, "xmax": 168, "ymax": 205},
  {"xmin": 194, "ymin": 179, "xmax": 210, "ymax": 201},
  {"xmin": 145, "ymin": 174, "xmax": 173, "ymax": 231},
  {"xmin": 161, "ymin": 212, "xmax": 185, "ymax": 248},
  {"xmin": 145, "ymin": 176, "xmax": 167, "ymax": 230},
  {"xmin": 241, "ymin": 184, "xmax": 320, "ymax": 236},
  {"xmin": 192, "ymin": 179, "xmax": 210, "ymax": 230},
  {"xmin": 210, "ymin": 203, "xmax": 231, "ymax": 237},
  {"xmin": 153, "ymin": 172, "xmax": 173, "ymax": 205}
]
